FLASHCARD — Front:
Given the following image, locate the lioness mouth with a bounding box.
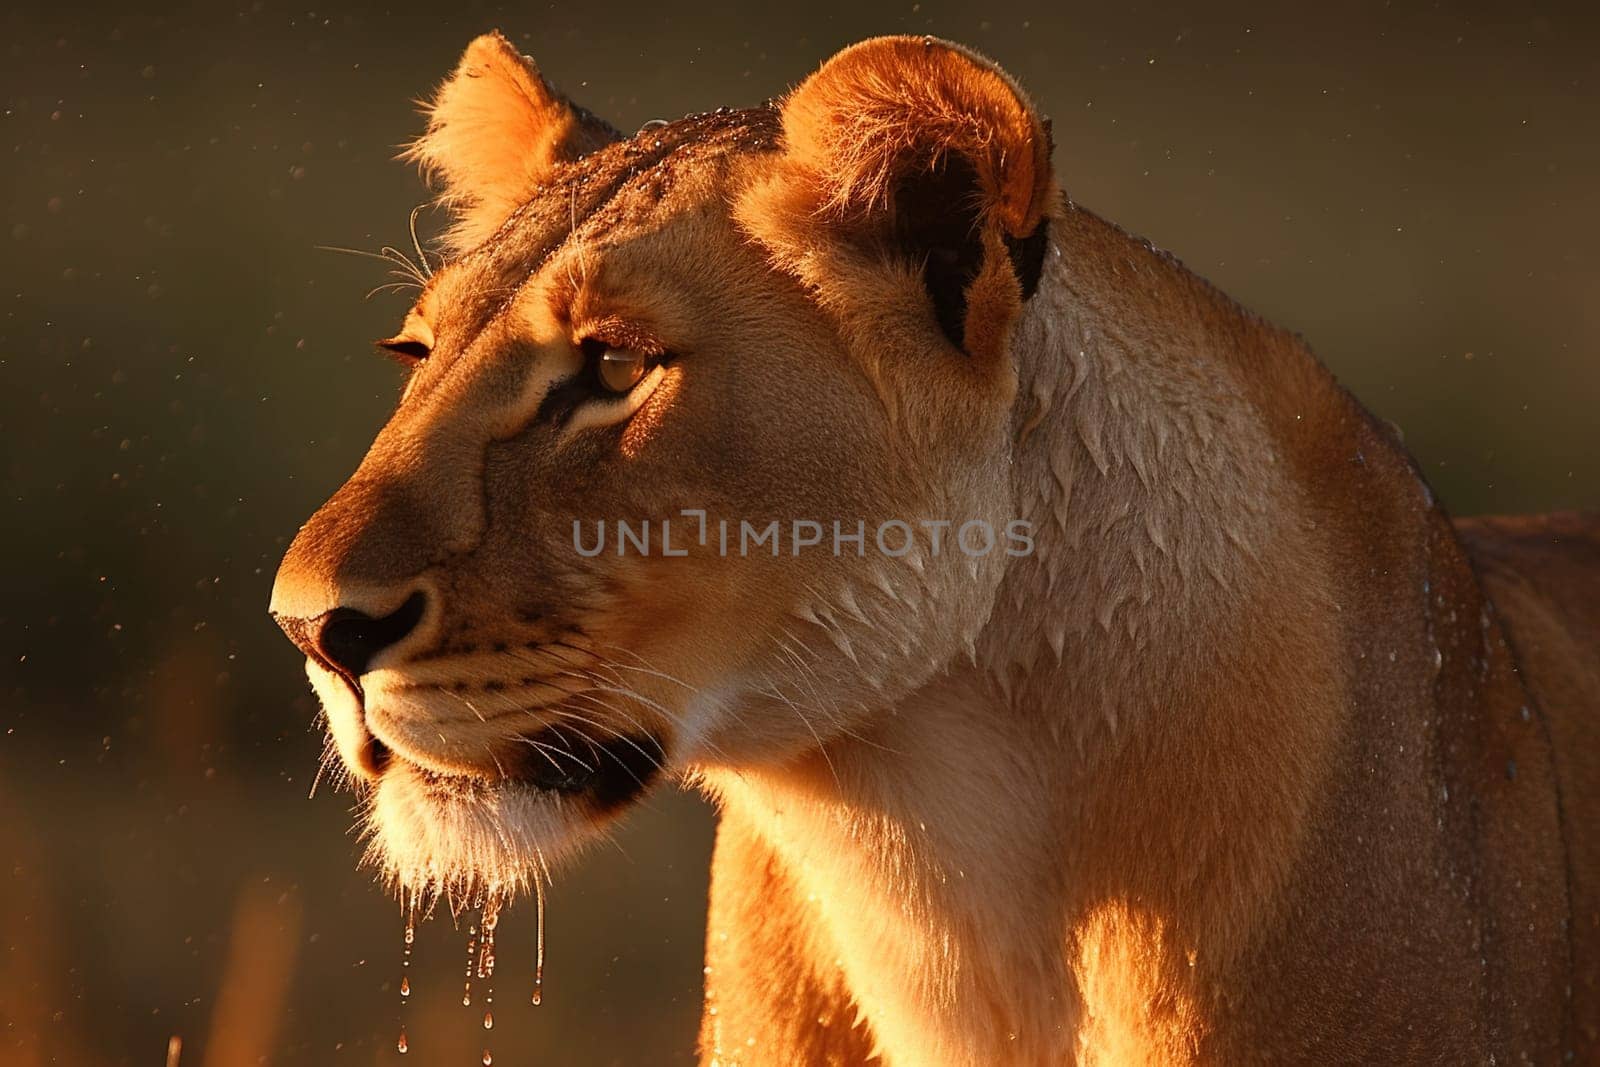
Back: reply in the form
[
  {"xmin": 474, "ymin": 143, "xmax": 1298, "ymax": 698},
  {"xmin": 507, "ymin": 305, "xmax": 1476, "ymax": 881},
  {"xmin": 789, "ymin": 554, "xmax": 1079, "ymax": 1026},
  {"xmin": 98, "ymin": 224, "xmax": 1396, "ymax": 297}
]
[
  {"xmin": 500, "ymin": 728, "xmax": 666, "ymax": 811},
  {"xmin": 398, "ymin": 728, "xmax": 666, "ymax": 812}
]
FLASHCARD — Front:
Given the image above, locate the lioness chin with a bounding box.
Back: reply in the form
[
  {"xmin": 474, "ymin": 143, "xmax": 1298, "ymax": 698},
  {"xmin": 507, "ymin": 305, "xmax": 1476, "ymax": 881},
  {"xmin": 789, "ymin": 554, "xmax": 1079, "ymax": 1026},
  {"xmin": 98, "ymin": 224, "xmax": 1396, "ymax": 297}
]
[{"xmin": 271, "ymin": 33, "xmax": 1600, "ymax": 1066}]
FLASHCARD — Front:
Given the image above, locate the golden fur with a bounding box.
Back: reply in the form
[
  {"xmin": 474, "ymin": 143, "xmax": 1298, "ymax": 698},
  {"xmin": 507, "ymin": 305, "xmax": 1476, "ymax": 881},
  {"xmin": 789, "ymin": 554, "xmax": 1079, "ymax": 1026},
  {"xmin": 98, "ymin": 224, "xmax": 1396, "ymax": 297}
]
[{"xmin": 271, "ymin": 33, "xmax": 1600, "ymax": 1064}]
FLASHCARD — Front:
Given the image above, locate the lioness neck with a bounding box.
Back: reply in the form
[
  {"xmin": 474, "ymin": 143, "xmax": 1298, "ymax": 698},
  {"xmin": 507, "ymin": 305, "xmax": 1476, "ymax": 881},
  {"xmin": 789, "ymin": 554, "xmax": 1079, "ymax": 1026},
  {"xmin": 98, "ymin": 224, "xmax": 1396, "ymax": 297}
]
[{"xmin": 704, "ymin": 203, "xmax": 1411, "ymax": 1065}]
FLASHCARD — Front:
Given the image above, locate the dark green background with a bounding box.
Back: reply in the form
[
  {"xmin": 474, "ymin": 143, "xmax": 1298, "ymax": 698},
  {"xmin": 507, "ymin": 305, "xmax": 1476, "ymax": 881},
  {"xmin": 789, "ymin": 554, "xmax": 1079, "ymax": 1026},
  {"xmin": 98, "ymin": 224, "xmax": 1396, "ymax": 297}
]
[{"xmin": 3, "ymin": 1, "xmax": 1596, "ymax": 1064}]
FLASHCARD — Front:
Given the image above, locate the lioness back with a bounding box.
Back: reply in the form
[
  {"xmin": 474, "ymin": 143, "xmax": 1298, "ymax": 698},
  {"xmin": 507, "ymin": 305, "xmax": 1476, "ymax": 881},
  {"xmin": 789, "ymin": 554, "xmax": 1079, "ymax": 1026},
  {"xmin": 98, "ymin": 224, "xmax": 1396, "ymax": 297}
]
[{"xmin": 1458, "ymin": 510, "xmax": 1600, "ymax": 1036}]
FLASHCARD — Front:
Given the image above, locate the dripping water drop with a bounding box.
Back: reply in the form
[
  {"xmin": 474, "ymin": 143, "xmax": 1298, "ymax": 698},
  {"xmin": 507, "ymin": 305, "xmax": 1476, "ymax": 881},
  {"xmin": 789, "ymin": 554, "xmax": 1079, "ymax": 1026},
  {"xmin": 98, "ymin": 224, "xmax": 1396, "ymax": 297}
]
[
  {"xmin": 532, "ymin": 874, "xmax": 547, "ymax": 1005},
  {"xmin": 399, "ymin": 903, "xmax": 415, "ymax": 1053}
]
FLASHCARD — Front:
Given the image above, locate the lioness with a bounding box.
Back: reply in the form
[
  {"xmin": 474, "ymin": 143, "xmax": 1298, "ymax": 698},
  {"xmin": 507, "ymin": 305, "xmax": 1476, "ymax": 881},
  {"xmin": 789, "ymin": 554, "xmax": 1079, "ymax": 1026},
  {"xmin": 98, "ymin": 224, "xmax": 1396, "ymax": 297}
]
[{"xmin": 271, "ymin": 33, "xmax": 1600, "ymax": 1065}]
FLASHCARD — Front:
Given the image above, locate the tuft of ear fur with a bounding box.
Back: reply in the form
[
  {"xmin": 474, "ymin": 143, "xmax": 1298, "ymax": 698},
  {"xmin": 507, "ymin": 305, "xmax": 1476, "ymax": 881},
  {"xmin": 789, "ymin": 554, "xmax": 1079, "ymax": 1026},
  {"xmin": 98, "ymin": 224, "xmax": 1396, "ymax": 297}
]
[
  {"xmin": 780, "ymin": 35, "xmax": 1053, "ymax": 239},
  {"xmin": 404, "ymin": 32, "xmax": 620, "ymax": 253}
]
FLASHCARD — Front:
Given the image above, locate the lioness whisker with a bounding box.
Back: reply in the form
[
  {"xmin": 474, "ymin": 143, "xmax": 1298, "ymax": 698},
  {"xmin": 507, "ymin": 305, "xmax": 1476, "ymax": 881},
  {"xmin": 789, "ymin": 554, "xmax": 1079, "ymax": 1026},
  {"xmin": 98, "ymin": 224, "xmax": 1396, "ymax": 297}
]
[
  {"xmin": 495, "ymin": 644, "xmax": 727, "ymax": 761},
  {"xmin": 365, "ymin": 280, "xmax": 423, "ymax": 301},
  {"xmin": 554, "ymin": 694, "xmax": 667, "ymax": 761},
  {"xmin": 534, "ymin": 722, "xmax": 597, "ymax": 773},
  {"xmin": 586, "ymin": 641, "xmax": 698, "ymax": 692},
  {"xmin": 406, "ymin": 203, "xmax": 434, "ymax": 280},
  {"xmin": 754, "ymin": 656, "xmax": 842, "ymax": 792},
  {"xmin": 566, "ymin": 667, "xmax": 736, "ymax": 764},
  {"xmin": 771, "ymin": 628, "xmax": 844, "ymax": 725},
  {"xmin": 315, "ymin": 242, "xmax": 429, "ymax": 289},
  {"xmin": 434, "ymin": 685, "xmax": 489, "ymax": 723},
  {"xmin": 548, "ymin": 698, "xmax": 667, "ymax": 774},
  {"xmin": 457, "ymin": 682, "xmax": 598, "ymax": 777},
  {"xmin": 544, "ymin": 709, "xmax": 658, "ymax": 798}
]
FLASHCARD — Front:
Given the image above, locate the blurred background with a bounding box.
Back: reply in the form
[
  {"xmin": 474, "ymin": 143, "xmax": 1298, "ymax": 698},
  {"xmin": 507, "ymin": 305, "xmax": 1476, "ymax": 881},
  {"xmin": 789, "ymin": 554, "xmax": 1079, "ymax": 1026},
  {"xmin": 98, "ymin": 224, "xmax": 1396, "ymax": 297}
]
[{"xmin": 3, "ymin": 0, "xmax": 1597, "ymax": 1063}]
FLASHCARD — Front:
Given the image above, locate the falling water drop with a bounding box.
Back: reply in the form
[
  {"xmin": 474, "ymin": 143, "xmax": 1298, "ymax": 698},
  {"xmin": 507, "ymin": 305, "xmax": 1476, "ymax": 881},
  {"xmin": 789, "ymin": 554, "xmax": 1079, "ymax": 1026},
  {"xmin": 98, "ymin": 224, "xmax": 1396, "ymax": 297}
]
[
  {"xmin": 399, "ymin": 905, "xmax": 416, "ymax": 1054},
  {"xmin": 532, "ymin": 878, "xmax": 547, "ymax": 1005},
  {"xmin": 477, "ymin": 896, "xmax": 500, "ymax": 1040},
  {"xmin": 482, "ymin": 1051, "xmax": 493, "ymax": 1066},
  {"xmin": 463, "ymin": 923, "xmax": 478, "ymax": 1006},
  {"xmin": 479, "ymin": 899, "xmax": 499, "ymax": 980}
]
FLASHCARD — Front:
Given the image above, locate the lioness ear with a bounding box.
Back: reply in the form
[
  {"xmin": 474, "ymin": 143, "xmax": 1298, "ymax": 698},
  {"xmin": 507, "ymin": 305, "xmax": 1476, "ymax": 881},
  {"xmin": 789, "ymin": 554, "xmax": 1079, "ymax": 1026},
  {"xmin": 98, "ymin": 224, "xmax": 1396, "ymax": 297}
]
[
  {"xmin": 405, "ymin": 32, "xmax": 621, "ymax": 253},
  {"xmin": 779, "ymin": 36, "xmax": 1054, "ymax": 356}
]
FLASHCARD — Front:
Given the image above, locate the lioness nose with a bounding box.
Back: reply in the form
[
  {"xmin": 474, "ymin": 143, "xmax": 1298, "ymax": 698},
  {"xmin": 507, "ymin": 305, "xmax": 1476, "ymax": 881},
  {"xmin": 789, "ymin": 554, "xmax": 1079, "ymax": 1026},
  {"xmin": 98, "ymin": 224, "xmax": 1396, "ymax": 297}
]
[{"xmin": 276, "ymin": 591, "xmax": 427, "ymax": 686}]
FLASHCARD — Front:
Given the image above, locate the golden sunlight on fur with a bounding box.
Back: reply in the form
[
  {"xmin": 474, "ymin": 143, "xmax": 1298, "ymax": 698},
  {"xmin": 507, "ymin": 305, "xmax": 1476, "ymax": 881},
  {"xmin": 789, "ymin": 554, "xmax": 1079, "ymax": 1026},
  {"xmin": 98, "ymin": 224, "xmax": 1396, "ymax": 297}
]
[
  {"xmin": 402, "ymin": 32, "xmax": 619, "ymax": 254},
  {"xmin": 272, "ymin": 32, "xmax": 1600, "ymax": 1065}
]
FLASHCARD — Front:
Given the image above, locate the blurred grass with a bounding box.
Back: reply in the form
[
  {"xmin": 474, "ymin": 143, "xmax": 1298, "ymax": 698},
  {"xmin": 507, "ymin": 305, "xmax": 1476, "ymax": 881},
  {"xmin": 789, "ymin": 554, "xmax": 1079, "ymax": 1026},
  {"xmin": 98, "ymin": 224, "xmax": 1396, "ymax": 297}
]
[
  {"xmin": 1, "ymin": 0, "xmax": 1596, "ymax": 1063},
  {"xmin": 201, "ymin": 884, "xmax": 301, "ymax": 1067}
]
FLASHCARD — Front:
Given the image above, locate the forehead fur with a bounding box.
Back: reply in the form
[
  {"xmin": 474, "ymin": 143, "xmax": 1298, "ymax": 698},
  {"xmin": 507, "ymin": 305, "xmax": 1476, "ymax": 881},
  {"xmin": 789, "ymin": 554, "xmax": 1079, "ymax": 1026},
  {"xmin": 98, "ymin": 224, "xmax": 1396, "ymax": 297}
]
[
  {"xmin": 409, "ymin": 108, "xmax": 784, "ymax": 353},
  {"xmin": 454, "ymin": 107, "xmax": 781, "ymax": 265}
]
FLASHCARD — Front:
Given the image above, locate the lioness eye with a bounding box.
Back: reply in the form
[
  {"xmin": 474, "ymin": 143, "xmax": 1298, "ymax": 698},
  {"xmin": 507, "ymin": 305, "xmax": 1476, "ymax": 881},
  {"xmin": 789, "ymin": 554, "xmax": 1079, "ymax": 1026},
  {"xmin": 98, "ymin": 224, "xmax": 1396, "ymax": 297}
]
[
  {"xmin": 377, "ymin": 310, "xmax": 435, "ymax": 368},
  {"xmin": 595, "ymin": 347, "xmax": 650, "ymax": 394},
  {"xmin": 377, "ymin": 337, "xmax": 431, "ymax": 365}
]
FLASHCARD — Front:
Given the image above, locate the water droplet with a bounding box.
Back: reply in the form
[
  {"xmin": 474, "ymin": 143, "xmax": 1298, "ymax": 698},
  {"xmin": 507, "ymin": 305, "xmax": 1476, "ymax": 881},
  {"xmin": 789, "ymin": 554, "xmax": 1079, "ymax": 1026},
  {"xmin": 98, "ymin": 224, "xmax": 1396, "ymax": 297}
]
[
  {"xmin": 398, "ymin": 911, "xmax": 414, "ymax": 1050},
  {"xmin": 482, "ymin": 1050, "xmax": 493, "ymax": 1065},
  {"xmin": 532, "ymin": 877, "xmax": 547, "ymax": 1005},
  {"xmin": 484, "ymin": 1010, "xmax": 494, "ymax": 1030},
  {"xmin": 478, "ymin": 898, "xmax": 501, "ymax": 980},
  {"xmin": 462, "ymin": 985, "xmax": 473, "ymax": 1007}
]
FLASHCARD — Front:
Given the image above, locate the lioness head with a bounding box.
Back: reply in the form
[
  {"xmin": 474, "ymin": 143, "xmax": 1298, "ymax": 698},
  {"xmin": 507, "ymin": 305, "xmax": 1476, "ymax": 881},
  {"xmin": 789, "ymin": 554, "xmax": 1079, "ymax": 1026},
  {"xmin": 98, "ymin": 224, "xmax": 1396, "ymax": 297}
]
[{"xmin": 271, "ymin": 34, "xmax": 1055, "ymax": 901}]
